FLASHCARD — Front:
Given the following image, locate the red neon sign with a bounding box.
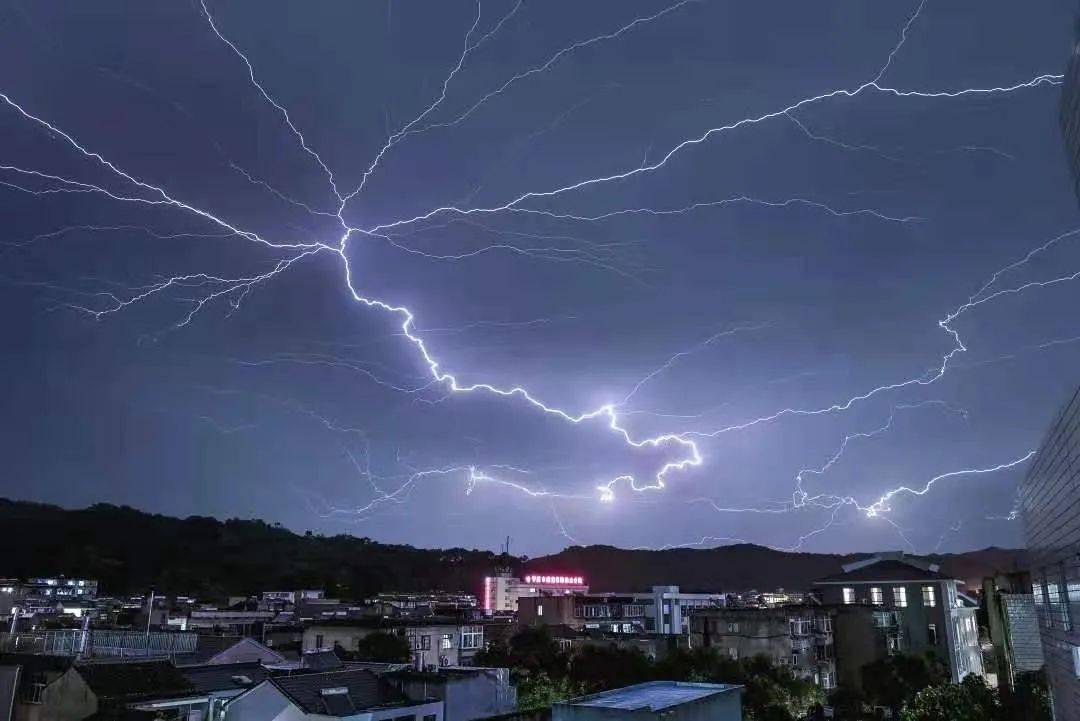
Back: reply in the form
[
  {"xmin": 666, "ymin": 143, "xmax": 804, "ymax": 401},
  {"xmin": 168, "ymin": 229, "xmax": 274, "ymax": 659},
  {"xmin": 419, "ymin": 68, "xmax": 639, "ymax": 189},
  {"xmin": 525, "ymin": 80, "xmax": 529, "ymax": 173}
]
[{"xmin": 524, "ymin": 575, "xmax": 584, "ymax": 585}]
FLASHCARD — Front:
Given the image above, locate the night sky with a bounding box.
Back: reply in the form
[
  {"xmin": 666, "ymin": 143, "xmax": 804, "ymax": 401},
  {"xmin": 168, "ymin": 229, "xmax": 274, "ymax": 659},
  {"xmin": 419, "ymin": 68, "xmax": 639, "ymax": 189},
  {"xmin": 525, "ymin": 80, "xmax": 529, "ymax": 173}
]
[{"xmin": 2, "ymin": 0, "xmax": 1077, "ymax": 556}]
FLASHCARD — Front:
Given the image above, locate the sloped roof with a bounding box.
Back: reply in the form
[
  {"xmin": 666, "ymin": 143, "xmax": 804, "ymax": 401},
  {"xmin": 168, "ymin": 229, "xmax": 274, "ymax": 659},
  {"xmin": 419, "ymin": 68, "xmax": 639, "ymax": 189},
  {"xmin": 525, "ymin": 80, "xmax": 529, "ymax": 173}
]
[
  {"xmin": 301, "ymin": 649, "xmax": 344, "ymax": 671},
  {"xmin": 181, "ymin": 661, "xmax": 270, "ymax": 693},
  {"xmin": 270, "ymin": 669, "xmax": 419, "ymax": 716},
  {"xmin": 814, "ymin": 559, "xmax": 953, "ymax": 585},
  {"xmin": 76, "ymin": 660, "xmax": 194, "ymax": 701}
]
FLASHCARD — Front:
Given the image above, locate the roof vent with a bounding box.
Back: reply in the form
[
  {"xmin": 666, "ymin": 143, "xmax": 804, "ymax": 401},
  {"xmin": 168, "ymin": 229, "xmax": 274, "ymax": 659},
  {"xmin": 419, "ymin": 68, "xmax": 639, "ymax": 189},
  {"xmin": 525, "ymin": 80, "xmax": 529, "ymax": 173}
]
[
  {"xmin": 320, "ymin": 687, "xmax": 349, "ymax": 696},
  {"xmin": 231, "ymin": 675, "xmax": 254, "ymax": 686}
]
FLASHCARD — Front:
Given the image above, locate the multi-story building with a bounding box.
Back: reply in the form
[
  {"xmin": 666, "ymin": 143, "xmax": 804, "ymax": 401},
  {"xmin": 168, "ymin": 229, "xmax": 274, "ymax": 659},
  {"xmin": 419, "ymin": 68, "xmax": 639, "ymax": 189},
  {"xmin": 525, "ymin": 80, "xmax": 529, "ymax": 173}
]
[
  {"xmin": 302, "ymin": 618, "xmax": 486, "ymax": 668},
  {"xmin": 518, "ymin": 586, "xmax": 725, "ymax": 636},
  {"xmin": 812, "ymin": 553, "xmax": 983, "ymax": 682},
  {"xmin": 519, "ymin": 594, "xmax": 648, "ymax": 634},
  {"xmin": 1062, "ymin": 19, "xmax": 1080, "ymax": 202},
  {"xmin": 689, "ymin": 605, "xmax": 839, "ymax": 691},
  {"xmin": 482, "ymin": 572, "xmax": 588, "ymax": 613},
  {"xmin": 0, "ymin": 578, "xmax": 99, "ymax": 622},
  {"xmin": 1021, "ymin": 386, "xmax": 1080, "ymax": 720},
  {"xmin": 375, "ymin": 592, "xmax": 478, "ymax": 614}
]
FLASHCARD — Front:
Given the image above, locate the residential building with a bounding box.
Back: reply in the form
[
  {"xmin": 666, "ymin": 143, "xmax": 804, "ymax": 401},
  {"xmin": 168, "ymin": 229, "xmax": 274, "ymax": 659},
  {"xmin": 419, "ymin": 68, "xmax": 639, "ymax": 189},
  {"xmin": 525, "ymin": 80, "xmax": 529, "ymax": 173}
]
[
  {"xmin": 224, "ymin": 668, "xmax": 443, "ymax": 721},
  {"xmin": 303, "ymin": 619, "xmax": 485, "ymax": 668},
  {"xmin": 1063, "ymin": 18, "xmax": 1080, "ymax": 202},
  {"xmin": 483, "ymin": 573, "xmax": 588, "ymax": 614},
  {"xmin": 0, "ymin": 656, "xmax": 199, "ymax": 721},
  {"xmin": 813, "ymin": 553, "xmax": 984, "ymax": 682},
  {"xmin": 689, "ymin": 605, "xmax": 839, "ymax": 691},
  {"xmin": 181, "ymin": 661, "xmax": 272, "ymax": 721},
  {"xmin": 552, "ymin": 681, "xmax": 742, "ymax": 721},
  {"xmin": 172, "ymin": 636, "xmax": 286, "ymax": 667},
  {"xmin": 260, "ymin": 589, "xmax": 325, "ymax": 607},
  {"xmin": 375, "ymin": 593, "xmax": 478, "ymax": 617},
  {"xmin": 387, "ymin": 667, "xmax": 516, "ymax": 721},
  {"xmin": 186, "ymin": 609, "xmax": 276, "ymax": 635},
  {"xmin": 518, "ymin": 586, "xmax": 724, "ymax": 636},
  {"xmin": 1021, "ymin": 386, "xmax": 1080, "ymax": 720},
  {"xmin": 983, "ymin": 573, "xmax": 1045, "ymax": 690},
  {"xmin": 518, "ymin": 595, "xmax": 647, "ymax": 635}
]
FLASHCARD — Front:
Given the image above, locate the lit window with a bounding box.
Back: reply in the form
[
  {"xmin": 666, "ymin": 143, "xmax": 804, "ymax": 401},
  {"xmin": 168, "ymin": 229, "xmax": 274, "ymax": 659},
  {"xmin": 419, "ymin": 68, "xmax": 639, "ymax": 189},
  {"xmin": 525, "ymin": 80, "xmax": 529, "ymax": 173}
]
[
  {"xmin": 893, "ymin": 587, "xmax": 908, "ymax": 608},
  {"xmin": 440, "ymin": 634, "xmax": 452, "ymax": 650},
  {"xmin": 727, "ymin": 622, "xmax": 738, "ymax": 633},
  {"xmin": 922, "ymin": 586, "xmax": 936, "ymax": 607},
  {"xmin": 870, "ymin": 587, "xmax": 883, "ymax": 605},
  {"xmin": 537, "ymin": 604, "xmax": 543, "ymax": 617},
  {"xmin": 928, "ymin": 624, "xmax": 938, "ymax": 645},
  {"xmin": 842, "ymin": 588, "xmax": 855, "ymax": 605},
  {"xmin": 728, "ymin": 647, "xmax": 738, "ymax": 659}
]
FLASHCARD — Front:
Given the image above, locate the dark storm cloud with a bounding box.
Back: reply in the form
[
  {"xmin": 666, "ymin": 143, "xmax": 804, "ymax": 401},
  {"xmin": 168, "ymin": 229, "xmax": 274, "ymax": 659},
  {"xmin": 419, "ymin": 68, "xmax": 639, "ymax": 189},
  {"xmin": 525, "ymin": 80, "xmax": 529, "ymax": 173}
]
[{"xmin": 0, "ymin": 0, "xmax": 1076, "ymax": 555}]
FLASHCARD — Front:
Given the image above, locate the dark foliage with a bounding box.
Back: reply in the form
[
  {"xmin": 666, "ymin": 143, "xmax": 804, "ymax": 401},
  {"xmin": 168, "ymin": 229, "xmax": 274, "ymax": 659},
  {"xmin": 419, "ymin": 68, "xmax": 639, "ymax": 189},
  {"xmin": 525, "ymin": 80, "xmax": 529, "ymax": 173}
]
[
  {"xmin": 861, "ymin": 651, "xmax": 949, "ymax": 715},
  {"xmin": 0, "ymin": 498, "xmax": 1019, "ymax": 599},
  {"xmin": 0, "ymin": 499, "xmax": 517, "ymax": 599}
]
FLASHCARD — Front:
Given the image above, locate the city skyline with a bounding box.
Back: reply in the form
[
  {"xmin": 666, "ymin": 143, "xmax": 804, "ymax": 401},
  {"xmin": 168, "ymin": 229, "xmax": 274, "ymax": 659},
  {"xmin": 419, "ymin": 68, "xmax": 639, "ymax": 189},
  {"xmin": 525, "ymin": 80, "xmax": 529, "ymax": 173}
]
[{"xmin": 2, "ymin": 0, "xmax": 1078, "ymax": 555}]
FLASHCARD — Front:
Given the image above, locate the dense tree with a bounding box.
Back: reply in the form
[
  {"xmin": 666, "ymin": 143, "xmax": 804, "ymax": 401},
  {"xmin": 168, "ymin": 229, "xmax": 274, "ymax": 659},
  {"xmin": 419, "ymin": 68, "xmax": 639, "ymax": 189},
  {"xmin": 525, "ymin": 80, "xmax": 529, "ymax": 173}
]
[
  {"xmin": 1001, "ymin": 670, "xmax": 1052, "ymax": 720},
  {"xmin": 901, "ymin": 675, "xmax": 999, "ymax": 721},
  {"xmin": 652, "ymin": 648, "xmax": 822, "ymax": 721},
  {"xmin": 516, "ymin": 673, "xmax": 585, "ymax": 711},
  {"xmin": 568, "ymin": 645, "xmax": 653, "ymax": 692},
  {"xmin": 473, "ymin": 626, "xmax": 568, "ymax": 679},
  {"xmin": 861, "ymin": 652, "xmax": 949, "ymax": 716},
  {"xmin": 350, "ymin": 631, "xmax": 412, "ymax": 662}
]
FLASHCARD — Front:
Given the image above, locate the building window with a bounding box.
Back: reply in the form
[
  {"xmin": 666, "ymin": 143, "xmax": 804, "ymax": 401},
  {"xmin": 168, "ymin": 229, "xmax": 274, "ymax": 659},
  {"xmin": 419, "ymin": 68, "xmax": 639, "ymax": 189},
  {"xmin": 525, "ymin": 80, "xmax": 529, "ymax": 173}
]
[
  {"xmin": 870, "ymin": 587, "xmax": 883, "ymax": 605},
  {"xmin": 922, "ymin": 586, "xmax": 936, "ymax": 608},
  {"xmin": 792, "ymin": 654, "xmax": 799, "ymax": 666},
  {"xmin": 440, "ymin": 634, "xmax": 452, "ymax": 650},
  {"xmin": 537, "ymin": 604, "xmax": 543, "ymax": 617},
  {"xmin": 842, "ymin": 588, "xmax": 855, "ymax": 605},
  {"xmin": 315, "ymin": 634, "xmax": 324, "ymax": 649},
  {"xmin": 727, "ymin": 622, "xmax": 738, "ymax": 633},
  {"xmin": 422, "ymin": 635, "xmax": 432, "ymax": 650},
  {"xmin": 728, "ymin": 647, "xmax": 738, "ymax": 660},
  {"xmin": 821, "ymin": 671, "xmax": 834, "ymax": 690},
  {"xmin": 893, "ymin": 587, "xmax": 908, "ymax": 608},
  {"xmin": 461, "ymin": 626, "xmax": 483, "ymax": 650},
  {"xmin": 928, "ymin": 624, "xmax": 938, "ymax": 645}
]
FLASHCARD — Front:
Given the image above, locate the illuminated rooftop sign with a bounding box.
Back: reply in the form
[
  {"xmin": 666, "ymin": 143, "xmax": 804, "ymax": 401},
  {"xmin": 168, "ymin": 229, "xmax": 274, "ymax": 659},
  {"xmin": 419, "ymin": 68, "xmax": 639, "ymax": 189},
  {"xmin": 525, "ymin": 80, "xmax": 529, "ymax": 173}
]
[{"xmin": 524, "ymin": 575, "xmax": 584, "ymax": 585}]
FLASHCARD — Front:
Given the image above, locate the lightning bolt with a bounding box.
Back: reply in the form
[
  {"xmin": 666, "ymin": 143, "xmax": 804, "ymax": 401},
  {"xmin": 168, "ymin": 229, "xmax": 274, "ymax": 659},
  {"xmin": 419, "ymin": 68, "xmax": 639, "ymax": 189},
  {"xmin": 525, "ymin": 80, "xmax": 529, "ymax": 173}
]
[{"xmin": 0, "ymin": 0, "xmax": 1066, "ymax": 550}]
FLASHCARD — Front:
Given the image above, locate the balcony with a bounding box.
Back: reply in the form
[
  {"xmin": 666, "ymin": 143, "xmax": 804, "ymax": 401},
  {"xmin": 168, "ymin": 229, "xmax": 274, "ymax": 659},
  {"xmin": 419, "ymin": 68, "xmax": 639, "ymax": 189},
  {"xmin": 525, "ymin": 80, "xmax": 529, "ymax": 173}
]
[{"xmin": 792, "ymin": 636, "xmax": 813, "ymax": 651}]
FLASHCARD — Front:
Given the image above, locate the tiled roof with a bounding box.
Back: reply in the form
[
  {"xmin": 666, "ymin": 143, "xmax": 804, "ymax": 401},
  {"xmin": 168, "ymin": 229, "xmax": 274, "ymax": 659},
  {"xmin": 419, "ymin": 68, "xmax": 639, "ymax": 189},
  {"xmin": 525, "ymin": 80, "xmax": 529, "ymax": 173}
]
[
  {"xmin": 814, "ymin": 559, "xmax": 952, "ymax": 584},
  {"xmin": 181, "ymin": 661, "xmax": 270, "ymax": 693},
  {"xmin": 76, "ymin": 660, "xmax": 194, "ymax": 701},
  {"xmin": 270, "ymin": 669, "xmax": 416, "ymax": 716}
]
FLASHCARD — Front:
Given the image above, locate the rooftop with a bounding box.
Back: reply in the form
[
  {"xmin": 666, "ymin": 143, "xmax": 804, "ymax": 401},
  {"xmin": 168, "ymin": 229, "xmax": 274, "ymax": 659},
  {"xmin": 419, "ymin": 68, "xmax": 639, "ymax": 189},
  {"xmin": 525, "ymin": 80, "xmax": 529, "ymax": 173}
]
[
  {"xmin": 180, "ymin": 661, "xmax": 271, "ymax": 693},
  {"xmin": 814, "ymin": 558, "xmax": 953, "ymax": 585},
  {"xmin": 560, "ymin": 681, "xmax": 741, "ymax": 712},
  {"xmin": 270, "ymin": 668, "xmax": 425, "ymax": 717}
]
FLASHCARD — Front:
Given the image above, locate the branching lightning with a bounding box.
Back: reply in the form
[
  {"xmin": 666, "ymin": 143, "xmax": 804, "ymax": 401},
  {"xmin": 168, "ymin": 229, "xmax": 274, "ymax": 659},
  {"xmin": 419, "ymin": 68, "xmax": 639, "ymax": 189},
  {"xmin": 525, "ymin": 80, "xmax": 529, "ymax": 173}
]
[{"xmin": 0, "ymin": 0, "xmax": 1068, "ymax": 551}]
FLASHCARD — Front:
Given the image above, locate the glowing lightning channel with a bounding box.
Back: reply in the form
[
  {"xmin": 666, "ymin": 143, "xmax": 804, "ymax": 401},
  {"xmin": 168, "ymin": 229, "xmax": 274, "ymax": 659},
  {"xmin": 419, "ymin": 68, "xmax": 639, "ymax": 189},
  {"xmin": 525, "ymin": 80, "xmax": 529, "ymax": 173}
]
[
  {"xmin": 199, "ymin": 0, "xmax": 344, "ymax": 202},
  {"xmin": 0, "ymin": 0, "xmax": 1065, "ymax": 533}
]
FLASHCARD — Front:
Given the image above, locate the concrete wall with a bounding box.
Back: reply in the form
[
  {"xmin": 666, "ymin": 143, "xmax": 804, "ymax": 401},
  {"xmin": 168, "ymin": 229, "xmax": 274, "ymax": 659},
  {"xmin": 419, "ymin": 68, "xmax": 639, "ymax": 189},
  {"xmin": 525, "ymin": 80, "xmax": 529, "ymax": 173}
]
[
  {"xmin": 224, "ymin": 682, "xmax": 298, "ymax": 721},
  {"xmin": 394, "ymin": 670, "xmax": 515, "ymax": 721},
  {"xmin": 32, "ymin": 668, "xmax": 96, "ymax": 721}
]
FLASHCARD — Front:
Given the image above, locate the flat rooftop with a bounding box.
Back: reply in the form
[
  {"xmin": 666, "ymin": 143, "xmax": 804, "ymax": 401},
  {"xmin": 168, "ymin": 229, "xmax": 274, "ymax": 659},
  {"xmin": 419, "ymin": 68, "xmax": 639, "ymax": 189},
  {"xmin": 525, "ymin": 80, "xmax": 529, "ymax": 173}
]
[{"xmin": 562, "ymin": 681, "xmax": 741, "ymax": 712}]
